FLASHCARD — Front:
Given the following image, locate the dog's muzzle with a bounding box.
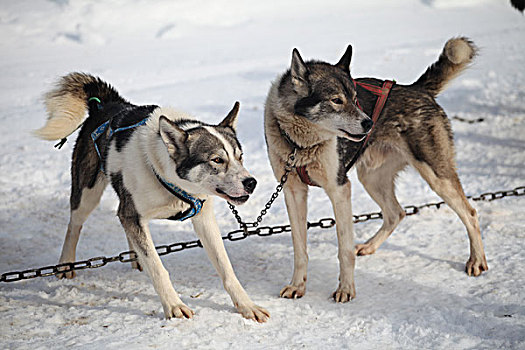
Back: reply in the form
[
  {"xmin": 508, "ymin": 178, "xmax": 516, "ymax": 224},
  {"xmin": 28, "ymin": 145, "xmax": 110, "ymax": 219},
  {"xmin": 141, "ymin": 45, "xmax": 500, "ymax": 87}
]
[{"xmin": 216, "ymin": 188, "xmax": 250, "ymax": 205}]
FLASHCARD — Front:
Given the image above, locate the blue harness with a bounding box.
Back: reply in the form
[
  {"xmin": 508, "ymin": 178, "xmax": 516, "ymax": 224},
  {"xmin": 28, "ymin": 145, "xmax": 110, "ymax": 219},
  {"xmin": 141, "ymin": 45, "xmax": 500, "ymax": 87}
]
[
  {"xmin": 91, "ymin": 115, "xmax": 147, "ymax": 173},
  {"xmin": 90, "ymin": 102, "xmax": 203, "ymax": 221},
  {"xmin": 152, "ymin": 169, "xmax": 204, "ymax": 221}
]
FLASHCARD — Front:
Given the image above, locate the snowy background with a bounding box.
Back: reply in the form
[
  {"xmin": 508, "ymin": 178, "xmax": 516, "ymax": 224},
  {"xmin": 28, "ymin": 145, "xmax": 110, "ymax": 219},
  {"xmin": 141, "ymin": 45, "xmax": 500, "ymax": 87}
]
[{"xmin": 1, "ymin": 0, "xmax": 524, "ymax": 349}]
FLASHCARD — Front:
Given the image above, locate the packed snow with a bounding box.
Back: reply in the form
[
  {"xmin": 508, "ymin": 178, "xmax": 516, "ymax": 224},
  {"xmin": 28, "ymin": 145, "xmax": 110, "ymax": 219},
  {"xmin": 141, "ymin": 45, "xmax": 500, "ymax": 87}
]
[{"xmin": 1, "ymin": 0, "xmax": 524, "ymax": 349}]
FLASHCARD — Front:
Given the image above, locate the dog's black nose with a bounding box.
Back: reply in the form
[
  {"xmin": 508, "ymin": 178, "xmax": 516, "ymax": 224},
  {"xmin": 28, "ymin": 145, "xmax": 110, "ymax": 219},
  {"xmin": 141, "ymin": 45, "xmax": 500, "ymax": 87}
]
[
  {"xmin": 242, "ymin": 177, "xmax": 257, "ymax": 194},
  {"xmin": 361, "ymin": 118, "xmax": 373, "ymax": 132}
]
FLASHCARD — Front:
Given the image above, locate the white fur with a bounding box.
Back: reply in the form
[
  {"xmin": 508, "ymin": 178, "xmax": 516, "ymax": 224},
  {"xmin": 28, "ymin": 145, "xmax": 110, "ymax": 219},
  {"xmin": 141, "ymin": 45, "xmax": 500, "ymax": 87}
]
[
  {"xmin": 35, "ymin": 73, "xmax": 99, "ymax": 140},
  {"xmin": 445, "ymin": 38, "xmax": 473, "ymax": 65},
  {"xmin": 61, "ymin": 104, "xmax": 269, "ymax": 322},
  {"xmin": 35, "ymin": 93, "xmax": 88, "ymax": 140}
]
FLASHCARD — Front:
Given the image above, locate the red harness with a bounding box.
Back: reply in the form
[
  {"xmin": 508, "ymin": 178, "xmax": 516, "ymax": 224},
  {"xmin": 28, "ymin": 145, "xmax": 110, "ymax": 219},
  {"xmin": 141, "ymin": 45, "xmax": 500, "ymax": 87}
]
[{"xmin": 296, "ymin": 79, "xmax": 395, "ymax": 187}]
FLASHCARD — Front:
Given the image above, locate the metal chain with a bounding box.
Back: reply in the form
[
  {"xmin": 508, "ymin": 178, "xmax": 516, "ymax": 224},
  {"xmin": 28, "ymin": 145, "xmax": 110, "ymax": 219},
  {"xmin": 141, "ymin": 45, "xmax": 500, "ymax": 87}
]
[
  {"xmin": 228, "ymin": 149, "xmax": 297, "ymax": 231},
  {"xmin": 1, "ymin": 185, "xmax": 523, "ymax": 283},
  {"xmin": 452, "ymin": 115, "xmax": 485, "ymax": 124}
]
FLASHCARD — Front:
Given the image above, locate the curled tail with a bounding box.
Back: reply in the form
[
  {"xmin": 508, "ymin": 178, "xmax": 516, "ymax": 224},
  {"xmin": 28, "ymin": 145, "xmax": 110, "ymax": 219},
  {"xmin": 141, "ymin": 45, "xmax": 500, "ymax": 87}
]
[
  {"xmin": 34, "ymin": 72, "xmax": 126, "ymax": 141},
  {"xmin": 413, "ymin": 37, "xmax": 477, "ymax": 97}
]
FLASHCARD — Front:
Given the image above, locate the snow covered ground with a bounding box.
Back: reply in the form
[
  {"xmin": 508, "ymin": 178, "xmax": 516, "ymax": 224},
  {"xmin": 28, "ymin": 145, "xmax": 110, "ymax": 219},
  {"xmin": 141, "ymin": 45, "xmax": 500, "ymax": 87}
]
[{"xmin": 1, "ymin": 0, "xmax": 524, "ymax": 349}]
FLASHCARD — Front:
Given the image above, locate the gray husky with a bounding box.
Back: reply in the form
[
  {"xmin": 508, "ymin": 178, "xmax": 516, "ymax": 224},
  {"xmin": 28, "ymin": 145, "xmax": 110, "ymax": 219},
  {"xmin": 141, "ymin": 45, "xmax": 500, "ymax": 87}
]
[
  {"xmin": 35, "ymin": 73, "xmax": 269, "ymax": 322},
  {"xmin": 264, "ymin": 38, "xmax": 488, "ymax": 302}
]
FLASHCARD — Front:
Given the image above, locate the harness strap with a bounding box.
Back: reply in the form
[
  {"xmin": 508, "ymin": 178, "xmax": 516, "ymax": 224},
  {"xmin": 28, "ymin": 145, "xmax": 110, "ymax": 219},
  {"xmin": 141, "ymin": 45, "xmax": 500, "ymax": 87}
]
[
  {"xmin": 344, "ymin": 79, "xmax": 394, "ymax": 172},
  {"xmin": 296, "ymin": 165, "xmax": 319, "ymax": 187},
  {"xmin": 293, "ymin": 79, "xmax": 395, "ymax": 186},
  {"xmin": 277, "ymin": 123, "xmax": 320, "ymax": 187},
  {"xmin": 91, "ymin": 114, "xmax": 148, "ymax": 173},
  {"xmin": 152, "ymin": 169, "xmax": 204, "ymax": 221}
]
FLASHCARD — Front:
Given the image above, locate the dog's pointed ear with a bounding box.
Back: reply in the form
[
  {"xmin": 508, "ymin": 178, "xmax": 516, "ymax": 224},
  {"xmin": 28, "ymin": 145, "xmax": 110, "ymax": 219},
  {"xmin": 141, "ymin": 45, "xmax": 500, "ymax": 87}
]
[
  {"xmin": 159, "ymin": 115, "xmax": 188, "ymax": 158},
  {"xmin": 219, "ymin": 101, "xmax": 240, "ymax": 131},
  {"xmin": 291, "ymin": 48, "xmax": 309, "ymax": 95},
  {"xmin": 336, "ymin": 45, "xmax": 353, "ymax": 73}
]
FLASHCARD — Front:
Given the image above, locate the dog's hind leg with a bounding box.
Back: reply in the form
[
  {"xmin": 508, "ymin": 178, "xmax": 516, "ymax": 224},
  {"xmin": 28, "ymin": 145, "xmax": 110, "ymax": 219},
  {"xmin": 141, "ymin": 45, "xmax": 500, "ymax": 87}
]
[
  {"xmin": 58, "ymin": 174, "xmax": 107, "ymax": 279},
  {"xmin": 412, "ymin": 160, "xmax": 488, "ymax": 276},
  {"xmin": 125, "ymin": 235, "xmax": 143, "ymax": 271},
  {"xmin": 355, "ymin": 154, "xmax": 407, "ymax": 256},
  {"xmin": 280, "ymin": 176, "xmax": 309, "ymax": 299},
  {"xmin": 58, "ymin": 132, "xmax": 108, "ymax": 279}
]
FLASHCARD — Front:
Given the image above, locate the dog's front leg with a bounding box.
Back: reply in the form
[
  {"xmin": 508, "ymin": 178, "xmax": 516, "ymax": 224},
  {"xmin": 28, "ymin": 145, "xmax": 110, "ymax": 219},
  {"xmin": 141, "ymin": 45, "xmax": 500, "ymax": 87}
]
[
  {"xmin": 280, "ymin": 176, "xmax": 309, "ymax": 299},
  {"xmin": 325, "ymin": 180, "xmax": 356, "ymax": 302},
  {"xmin": 191, "ymin": 198, "xmax": 269, "ymax": 323},
  {"xmin": 119, "ymin": 215, "xmax": 194, "ymax": 319}
]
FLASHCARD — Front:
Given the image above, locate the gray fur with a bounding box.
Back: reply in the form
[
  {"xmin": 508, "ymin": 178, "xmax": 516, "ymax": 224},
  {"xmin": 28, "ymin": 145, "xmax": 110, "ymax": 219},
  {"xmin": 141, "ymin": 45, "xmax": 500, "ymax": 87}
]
[
  {"xmin": 279, "ymin": 51, "xmax": 371, "ymax": 143},
  {"xmin": 178, "ymin": 127, "xmax": 227, "ymax": 178},
  {"xmin": 161, "ymin": 119, "xmax": 244, "ymax": 183},
  {"xmin": 265, "ymin": 37, "xmax": 488, "ymax": 303},
  {"xmin": 414, "ymin": 37, "xmax": 477, "ymax": 97}
]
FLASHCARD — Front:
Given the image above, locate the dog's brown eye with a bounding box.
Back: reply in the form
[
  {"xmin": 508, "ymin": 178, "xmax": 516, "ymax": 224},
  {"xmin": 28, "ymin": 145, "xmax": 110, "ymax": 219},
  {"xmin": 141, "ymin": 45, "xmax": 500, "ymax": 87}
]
[
  {"xmin": 331, "ymin": 98, "xmax": 343, "ymax": 105},
  {"xmin": 212, "ymin": 157, "xmax": 224, "ymax": 164}
]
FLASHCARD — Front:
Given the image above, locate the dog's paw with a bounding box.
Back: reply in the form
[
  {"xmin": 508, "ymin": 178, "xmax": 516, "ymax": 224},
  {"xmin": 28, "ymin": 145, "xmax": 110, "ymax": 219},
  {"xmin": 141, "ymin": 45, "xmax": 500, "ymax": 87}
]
[
  {"xmin": 355, "ymin": 243, "xmax": 376, "ymax": 256},
  {"xmin": 56, "ymin": 270, "xmax": 76, "ymax": 279},
  {"xmin": 279, "ymin": 284, "xmax": 305, "ymax": 299},
  {"xmin": 131, "ymin": 261, "xmax": 143, "ymax": 272},
  {"xmin": 236, "ymin": 303, "xmax": 270, "ymax": 323},
  {"xmin": 56, "ymin": 262, "xmax": 76, "ymax": 279},
  {"xmin": 163, "ymin": 303, "xmax": 194, "ymax": 320},
  {"xmin": 465, "ymin": 256, "xmax": 488, "ymax": 277},
  {"xmin": 333, "ymin": 284, "xmax": 356, "ymax": 303}
]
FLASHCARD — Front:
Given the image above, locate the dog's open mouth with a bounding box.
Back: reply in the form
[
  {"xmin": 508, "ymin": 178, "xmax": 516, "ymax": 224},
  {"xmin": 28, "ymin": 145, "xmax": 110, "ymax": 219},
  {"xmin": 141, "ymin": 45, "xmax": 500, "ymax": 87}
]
[
  {"xmin": 338, "ymin": 129, "xmax": 367, "ymax": 142},
  {"xmin": 216, "ymin": 188, "xmax": 249, "ymax": 205}
]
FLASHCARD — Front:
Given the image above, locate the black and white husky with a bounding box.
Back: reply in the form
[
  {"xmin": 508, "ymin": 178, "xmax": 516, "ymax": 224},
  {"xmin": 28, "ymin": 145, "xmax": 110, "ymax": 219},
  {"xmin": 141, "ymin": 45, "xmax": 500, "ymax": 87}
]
[{"xmin": 35, "ymin": 73, "xmax": 269, "ymax": 322}]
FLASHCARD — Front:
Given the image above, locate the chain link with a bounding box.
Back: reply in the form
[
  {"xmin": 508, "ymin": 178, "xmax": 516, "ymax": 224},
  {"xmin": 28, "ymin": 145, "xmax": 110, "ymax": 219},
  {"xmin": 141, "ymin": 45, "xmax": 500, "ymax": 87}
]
[
  {"xmin": 228, "ymin": 149, "xmax": 297, "ymax": 231},
  {"xmin": 1, "ymin": 185, "xmax": 523, "ymax": 283},
  {"xmin": 452, "ymin": 115, "xmax": 485, "ymax": 124}
]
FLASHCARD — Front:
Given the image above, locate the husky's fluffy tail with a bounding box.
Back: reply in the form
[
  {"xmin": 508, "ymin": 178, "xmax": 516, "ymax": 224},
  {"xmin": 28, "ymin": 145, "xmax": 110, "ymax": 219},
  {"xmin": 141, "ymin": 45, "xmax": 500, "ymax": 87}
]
[
  {"xmin": 413, "ymin": 37, "xmax": 477, "ymax": 97},
  {"xmin": 34, "ymin": 72, "xmax": 126, "ymax": 141}
]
